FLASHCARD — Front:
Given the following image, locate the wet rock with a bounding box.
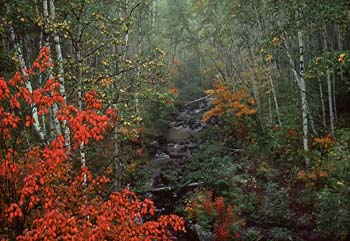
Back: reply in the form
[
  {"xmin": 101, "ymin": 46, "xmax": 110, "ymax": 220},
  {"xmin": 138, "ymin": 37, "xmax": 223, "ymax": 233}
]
[
  {"xmin": 149, "ymin": 140, "xmax": 160, "ymax": 148},
  {"xmin": 178, "ymin": 111, "xmax": 191, "ymax": 121},
  {"xmin": 199, "ymin": 102, "xmax": 207, "ymax": 109},
  {"xmin": 167, "ymin": 143, "xmax": 190, "ymax": 157},
  {"xmin": 169, "ymin": 121, "xmax": 180, "ymax": 127},
  {"xmin": 155, "ymin": 151, "xmax": 170, "ymax": 159},
  {"xmin": 167, "ymin": 126, "xmax": 193, "ymax": 142}
]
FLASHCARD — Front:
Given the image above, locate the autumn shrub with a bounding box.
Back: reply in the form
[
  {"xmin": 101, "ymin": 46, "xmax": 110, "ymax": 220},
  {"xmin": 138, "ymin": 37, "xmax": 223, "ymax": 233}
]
[
  {"xmin": 186, "ymin": 191, "xmax": 241, "ymax": 241},
  {"xmin": 202, "ymin": 80, "xmax": 256, "ymax": 136},
  {"xmin": 0, "ymin": 48, "xmax": 185, "ymax": 240},
  {"xmin": 311, "ymin": 130, "xmax": 350, "ymax": 239}
]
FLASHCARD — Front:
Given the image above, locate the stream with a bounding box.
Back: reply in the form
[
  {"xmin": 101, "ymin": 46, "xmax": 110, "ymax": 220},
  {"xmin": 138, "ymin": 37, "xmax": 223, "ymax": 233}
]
[{"xmin": 142, "ymin": 98, "xmax": 211, "ymax": 240}]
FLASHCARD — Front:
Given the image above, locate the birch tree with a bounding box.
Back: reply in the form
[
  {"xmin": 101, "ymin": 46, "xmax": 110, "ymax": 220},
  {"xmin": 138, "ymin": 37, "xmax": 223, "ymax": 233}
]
[
  {"xmin": 322, "ymin": 26, "xmax": 335, "ymax": 137},
  {"xmin": 8, "ymin": 25, "xmax": 46, "ymax": 142}
]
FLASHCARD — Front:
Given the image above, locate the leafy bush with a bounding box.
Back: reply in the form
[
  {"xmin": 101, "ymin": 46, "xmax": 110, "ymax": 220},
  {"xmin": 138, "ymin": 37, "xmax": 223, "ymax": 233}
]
[
  {"xmin": 244, "ymin": 227, "xmax": 263, "ymax": 241},
  {"xmin": 313, "ymin": 130, "xmax": 350, "ymax": 239},
  {"xmin": 269, "ymin": 227, "xmax": 292, "ymax": 241},
  {"xmin": 260, "ymin": 183, "xmax": 292, "ymax": 225},
  {"xmin": 315, "ymin": 187, "xmax": 350, "ymax": 239},
  {"xmin": 186, "ymin": 191, "xmax": 241, "ymax": 240}
]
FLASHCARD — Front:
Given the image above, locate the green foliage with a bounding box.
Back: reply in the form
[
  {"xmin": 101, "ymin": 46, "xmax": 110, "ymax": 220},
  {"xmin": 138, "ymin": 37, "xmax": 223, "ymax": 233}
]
[
  {"xmin": 260, "ymin": 183, "xmax": 292, "ymax": 224},
  {"xmin": 311, "ymin": 129, "xmax": 350, "ymax": 239},
  {"xmin": 244, "ymin": 227, "xmax": 263, "ymax": 241},
  {"xmin": 186, "ymin": 139, "xmax": 246, "ymax": 203},
  {"xmin": 269, "ymin": 227, "xmax": 292, "ymax": 241},
  {"xmin": 315, "ymin": 187, "xmax": 350, "ymax": 239},
  {"xmin": 0, "ymin": 48, "xmax": 16, "ymax": 78}
]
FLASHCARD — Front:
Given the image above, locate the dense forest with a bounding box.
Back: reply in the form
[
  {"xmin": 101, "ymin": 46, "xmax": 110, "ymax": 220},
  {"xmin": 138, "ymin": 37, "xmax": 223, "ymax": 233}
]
[{"xmin": 1, "ymin": 0, "xmax": 350, "ymax": 240}]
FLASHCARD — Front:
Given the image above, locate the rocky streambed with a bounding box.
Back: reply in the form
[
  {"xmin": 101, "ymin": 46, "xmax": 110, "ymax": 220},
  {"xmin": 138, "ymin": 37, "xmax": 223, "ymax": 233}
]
[{"xmin": 141, "ymin": 99, "xmax": 212, "ymax": 240}]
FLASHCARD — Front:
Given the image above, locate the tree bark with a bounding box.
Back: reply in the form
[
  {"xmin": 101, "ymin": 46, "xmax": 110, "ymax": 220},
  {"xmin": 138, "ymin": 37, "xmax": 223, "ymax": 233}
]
[
  {"xmin": 268, "ymin": 92, "xmax": 273, "ymax": 127},
  {"xmin": 247, "ymin": 46, "xmax": 264, "ymax": 132},
  {"xmin": 318, "ymin": 77, "xmax": 327, "ymax": 128},
  {"xmin": 323, "ymin": 27, "xmax": 335, "ymax": 137},
  {"xmin": 268, "ymin": 72, "xmax": 282, "ymax": 128},
  {"xmin": 135, "ymin": 6, "xmax": 142, "ymax": 121},
  {"xmin": 8, "ymin": 25, "xmax": 46, "ymax": 141},
  {"xmin": 298, "ymin": 29, "xmax": 310, "ymax": 166},
  {"xmin": 43, "ymin": 0, "xmax": 62, "ymax": 138},
  {"xmin": 49, "ymin": 0, "xmax": 71, "ymax": 149}
]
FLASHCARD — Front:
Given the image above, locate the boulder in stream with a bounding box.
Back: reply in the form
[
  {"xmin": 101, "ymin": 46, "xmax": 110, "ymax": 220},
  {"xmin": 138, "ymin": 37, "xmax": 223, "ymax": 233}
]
[
  {"xmin": 167, "ymin": 143, "xmax": 190, "ymax": 157},
  {"xmin": 167, "ymin": 126, "xmax": 193, "ymax": 142}
]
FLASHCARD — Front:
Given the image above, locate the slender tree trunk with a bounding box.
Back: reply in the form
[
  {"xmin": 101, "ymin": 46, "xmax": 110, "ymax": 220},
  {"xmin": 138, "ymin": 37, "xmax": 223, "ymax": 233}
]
[
  {"xmin": 113, "ymin": 46, "xmax": 121, "ymax": 190},
  {"xmin": 323, "ymin": 27, "xmax": 335, "ymax": 137},
  {"xmin": 49, "ymin": 0, "xmax": 70, "ymax": 149},
  {"xmin": 318, "ymin": 77, "xmax": 327, "ymax": 128},
  {"xmin": 75, "ymin": 33, "xmax": 87, "ymax": 184},
  {"xmin": 43, "ymin": 0, "xmax": 62, "ymax": 138},
  {"xmin": 268, "ymin": 92, "xmax": 273, "ymax": 127},
  {"xmin": 114, "ymin": 119, "xmax": 121, "ymax": 189},
  {"xmin": 298, "ymin": 29, "xmax": 309, "ymax": 166},
  {"xmin": 152, "ymin": 0, "xmax": 156, "ymax": 33},
  {"xmin": 78, "ymin": 57, "xmax": 87, "ymax": 185},
  {"xmin": 285, "ymin": 46, "xmax": 318, "ymax": 138},
  {"xmin": 135, "ymin": 7, "xmax": 142, "ymax": 120},
  {"xmin": 268, "ymin": 72, "xmax": 282, "ymax": 128},
  {"xmin": 332, "ymin": 72, "xmax": 337, "ymax": 123},
  {"xmin": 39, "ymin": 32, "xmax": 48, "ymax": 137},
  {"xmin": 43, "ymin": 0, "xmax": 57, "ymax": 139},
  {"xmin": 8, "ymin": 25, "xmax": 46, "ymax": 141},
  {"xmin": 247, "ymin": 46, "xmax": 263, "ymax": 132},
  {"xmin": 124, "ymin": 0, "xmax": 129, "ymax": 58},
  {"xmin": 336, "ymin": 25, "xmax": 344, "ymax": 94}
]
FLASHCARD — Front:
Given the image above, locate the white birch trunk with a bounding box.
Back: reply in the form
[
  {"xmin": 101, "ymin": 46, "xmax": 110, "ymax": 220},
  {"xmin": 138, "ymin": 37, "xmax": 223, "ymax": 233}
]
[
  {"xmin": 78, "ymin": 59, "xmax": 86, "ymax": 185},
  {"xmin": 323, "ymin": 27, "xmax": 335, "ymax": 137},
  {"xmin": 136, "ymin": 8, "xmax": 142, "ymax": 119},
  {"xmin": 39, "ymin": 32, "xmax": 48, "ymax": 137},
  {"xmin": 43, "ymin": 0, "xmax": 62, "ymax": 137},
  {"xmin": 298, "ymin": 30, "xmax": 309, "ymax": 166},
  {"xmin": 75, "ymin": 34, "xmax": 86, "ymax": 184},
  {"xmin": 49, "ymin": 0, "xmax": 71, "ymax": 149},
  {"xmin": 9, "ymin": 25, "xmax": 46, "ymax": 141}
]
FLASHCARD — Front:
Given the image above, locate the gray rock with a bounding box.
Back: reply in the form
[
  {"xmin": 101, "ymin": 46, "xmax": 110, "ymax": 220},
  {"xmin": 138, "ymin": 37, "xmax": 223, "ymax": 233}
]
[
  {"xmin": 167, "ymin": 126, "xmax": 193, "ymax": 142},
  {"xmin": 167, "ymin": 143, "xmax": 189, "ymax": 157},
  {"xmin": 149, "ymin": 140, "xmax": 160, "ymax": 148},
  {"xmin": 178, "ymin": 111, "xmax": 191, "ymax": 121},
  {"xmin": 154, "ymin": 151, "xmax": 170, "ymax": 159}
]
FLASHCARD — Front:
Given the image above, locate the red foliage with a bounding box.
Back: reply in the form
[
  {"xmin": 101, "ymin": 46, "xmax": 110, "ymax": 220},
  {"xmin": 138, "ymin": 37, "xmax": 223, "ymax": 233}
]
[
  {"xmin": 186, "ymin": 192, "xmax": 240, "ymax": 241},
  {"xmin": 0, "ymin": 48, "xmax": 185, "ymax": 240}
]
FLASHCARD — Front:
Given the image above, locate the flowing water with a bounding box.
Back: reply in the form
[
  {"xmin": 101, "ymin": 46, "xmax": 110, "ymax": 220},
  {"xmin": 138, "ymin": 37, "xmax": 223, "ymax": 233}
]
[{"xmin": 142, "ymin": 99, "xmax": 211, "ymax": 240}]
